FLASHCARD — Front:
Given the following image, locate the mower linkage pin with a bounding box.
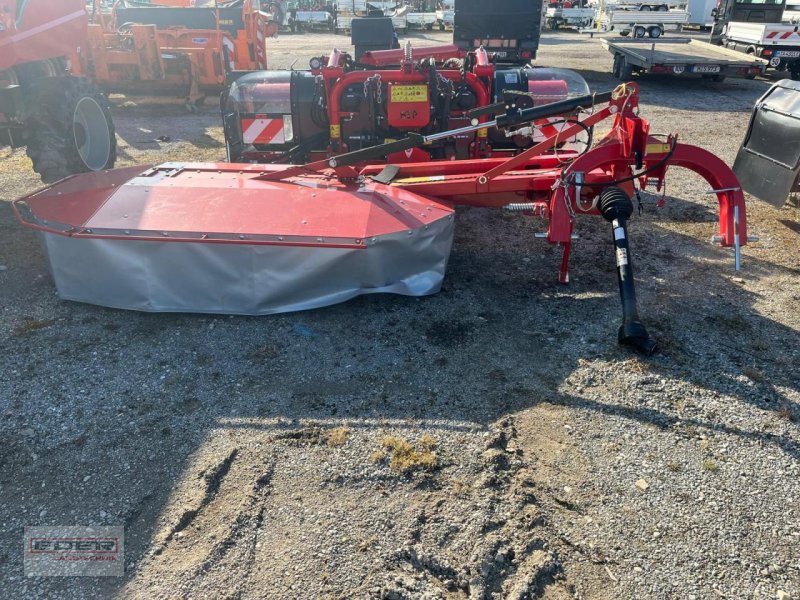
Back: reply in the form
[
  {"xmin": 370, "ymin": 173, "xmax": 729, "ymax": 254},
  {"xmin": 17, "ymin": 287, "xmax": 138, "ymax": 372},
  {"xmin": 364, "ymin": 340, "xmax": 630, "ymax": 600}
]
[
  {"xmin": 704, "ymin": 187, "xmax": 740, "ymax": 194},
  {"xmin": 534, "ymin": 232, "xmax": 580, "ymax": 240}
]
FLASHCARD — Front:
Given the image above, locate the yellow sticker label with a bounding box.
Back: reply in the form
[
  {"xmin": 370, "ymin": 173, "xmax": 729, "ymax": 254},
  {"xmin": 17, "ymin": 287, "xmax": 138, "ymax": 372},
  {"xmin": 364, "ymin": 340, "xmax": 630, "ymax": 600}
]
[
  {"xmin": 330, "ymin": 124, "xmax": 341, "ymax": 139},
  {"xmin": 395, "ymin": 175, "xmax": 446, "ymax": 185},
  {"xmin": 645, "ymin": 143, "xmax": 670, "ymax": 155},
  {"xmin": 477, "ymin": 128, "xmax": 488, "ymax": 138},
  {"xmin": 390, "ymin": 85, "xmax": 428, "ymax": 103}
]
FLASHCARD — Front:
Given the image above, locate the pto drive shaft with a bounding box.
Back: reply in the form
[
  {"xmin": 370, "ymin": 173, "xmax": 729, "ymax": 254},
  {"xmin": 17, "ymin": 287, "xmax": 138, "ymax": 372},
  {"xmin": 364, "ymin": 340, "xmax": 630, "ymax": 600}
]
[{"xmin": 598, "ymin": 187, "xmax": 657, "ymax": 355}]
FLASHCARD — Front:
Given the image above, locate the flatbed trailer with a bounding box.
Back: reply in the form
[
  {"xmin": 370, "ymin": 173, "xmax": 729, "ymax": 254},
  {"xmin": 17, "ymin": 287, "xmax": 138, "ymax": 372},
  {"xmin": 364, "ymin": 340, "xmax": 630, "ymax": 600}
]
[
  {"xmin": 290, "ymin": 10, "xmax": 334, "ymax": 31},
  {"xmin": 602, "ymin": 37, "xmax": 766, "ymax": 80},
  {"xmin": 595, "ymin": 8, "xmax": 689, "ymax": 37},
  {"xmin": 406, "ymin": 12, "xmax": 437, "ymax": 30},
  {"xmin": 336, "ymin": 15, "xmax": 407, "ymax": 33}
]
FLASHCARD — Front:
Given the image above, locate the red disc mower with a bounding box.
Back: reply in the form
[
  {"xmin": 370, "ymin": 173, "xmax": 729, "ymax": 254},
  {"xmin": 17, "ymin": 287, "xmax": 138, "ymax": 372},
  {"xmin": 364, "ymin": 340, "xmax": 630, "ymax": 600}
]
[{"xmin": 14, "ymin": 43, "xmax": 752, "ymax": 354}]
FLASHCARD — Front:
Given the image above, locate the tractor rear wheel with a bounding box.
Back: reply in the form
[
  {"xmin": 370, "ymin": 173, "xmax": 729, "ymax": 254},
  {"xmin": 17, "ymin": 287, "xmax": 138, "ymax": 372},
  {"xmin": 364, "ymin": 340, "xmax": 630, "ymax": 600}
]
[{"xmin": 25, "ymin": 76, "xmax": 116, "ymax": 183}]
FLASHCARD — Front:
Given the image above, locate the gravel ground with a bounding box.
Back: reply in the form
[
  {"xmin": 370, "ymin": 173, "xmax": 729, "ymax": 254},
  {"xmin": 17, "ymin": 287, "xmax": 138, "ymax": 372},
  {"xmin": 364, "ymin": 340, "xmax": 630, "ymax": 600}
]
[{"xmin": 0, "ymin": 30, "xmax": 799, "ymax": 599}]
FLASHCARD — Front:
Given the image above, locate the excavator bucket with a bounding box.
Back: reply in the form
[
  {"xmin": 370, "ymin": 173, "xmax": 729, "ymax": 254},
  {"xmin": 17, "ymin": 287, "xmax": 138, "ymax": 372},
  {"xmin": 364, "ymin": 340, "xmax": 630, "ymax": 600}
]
[
  {"xmin": 733, "ymin": 79, "xmax": 800, "ymax": 207},
  {"xmin": 13, "ymin": 164, "xmax": 455, "ymax": 314}
]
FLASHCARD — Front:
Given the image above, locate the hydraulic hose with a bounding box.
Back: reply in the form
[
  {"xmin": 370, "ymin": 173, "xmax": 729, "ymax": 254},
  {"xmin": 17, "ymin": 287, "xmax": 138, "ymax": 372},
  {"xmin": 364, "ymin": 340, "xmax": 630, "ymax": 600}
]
[{"xmin": 492, "ymin": 90, "xmax": 615, "ymax": 128}]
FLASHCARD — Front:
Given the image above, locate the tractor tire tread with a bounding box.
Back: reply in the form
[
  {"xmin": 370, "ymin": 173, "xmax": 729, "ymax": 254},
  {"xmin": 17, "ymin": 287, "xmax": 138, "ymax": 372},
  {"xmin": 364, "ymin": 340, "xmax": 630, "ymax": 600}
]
[{"xmin": 25, "ymin": 76, "xmax": 116, "ymax": 183}]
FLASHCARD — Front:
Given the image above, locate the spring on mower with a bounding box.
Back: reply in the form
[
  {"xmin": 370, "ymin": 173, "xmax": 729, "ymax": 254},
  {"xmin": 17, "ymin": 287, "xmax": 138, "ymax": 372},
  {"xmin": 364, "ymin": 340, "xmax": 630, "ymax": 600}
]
[{"xmin": 503, "ymin": 202, "xmax": 536, "ymax": 213}]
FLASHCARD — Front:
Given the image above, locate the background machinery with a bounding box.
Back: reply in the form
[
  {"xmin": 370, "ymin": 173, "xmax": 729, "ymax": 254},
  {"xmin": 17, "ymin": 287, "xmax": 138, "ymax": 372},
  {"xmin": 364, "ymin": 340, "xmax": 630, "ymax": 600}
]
[
  {"xmin": 452, "ymin": 0, "xmax": 543, "ymax": 63},
  {"xmin": 84, "ymin": 0, "xmax": 278, "ymax": 106},
  {"xmin": 0, "ymin": 0, "xmax": 116, "ymax": 182},
  {"xmin": 711, "ymin": 0, "xmax": 800, "ymax": 77}
]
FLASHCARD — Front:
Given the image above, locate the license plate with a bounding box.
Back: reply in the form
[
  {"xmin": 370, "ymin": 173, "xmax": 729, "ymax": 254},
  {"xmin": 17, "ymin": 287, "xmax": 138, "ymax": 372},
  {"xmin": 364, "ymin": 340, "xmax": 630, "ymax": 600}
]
[
  {"xmin": 776, "ymin": 50, "xmax": 800, "ymax": 58},
  {"xmin": 692, "ymin": 65, "xmax": 720, "ymax": 73}
]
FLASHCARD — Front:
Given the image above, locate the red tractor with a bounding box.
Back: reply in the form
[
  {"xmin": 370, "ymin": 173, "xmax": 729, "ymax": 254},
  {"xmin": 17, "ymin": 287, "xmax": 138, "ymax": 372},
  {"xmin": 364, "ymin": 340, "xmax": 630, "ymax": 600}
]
[{"xmin": 0, "ymin": 0, "xmax": 116, "ymax": 182}]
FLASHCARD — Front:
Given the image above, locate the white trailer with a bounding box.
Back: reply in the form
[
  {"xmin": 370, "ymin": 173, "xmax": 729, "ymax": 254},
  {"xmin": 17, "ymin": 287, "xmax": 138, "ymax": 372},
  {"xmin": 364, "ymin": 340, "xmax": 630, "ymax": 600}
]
[
  {"xmin": 435, "ymin": 8, "xmax": 454, "ymax": 30},
  {"xmin": 595, "ymin": 8, "xmax": 690, "ymax": 37},
  {"xmin": 336, "ymin": 14, "xmax": 407, "ymax": 32},
  {"xmin": 545, "ymin": 7, "xmax": 596, "ymax": 29},
  {"xmin": 335, "ymin": 0, "xmax": 399, "ymax": 12},
  {"xmin": 406, "ymin": 12, "xmax": 438, "ymax": 30},
  {"xmin": 593, "ymin": 0, "xmax": 686, "ymax": 10},
  {"xmin": 291, "ymin": 10, "xmax": 335, "ymax": 31}
]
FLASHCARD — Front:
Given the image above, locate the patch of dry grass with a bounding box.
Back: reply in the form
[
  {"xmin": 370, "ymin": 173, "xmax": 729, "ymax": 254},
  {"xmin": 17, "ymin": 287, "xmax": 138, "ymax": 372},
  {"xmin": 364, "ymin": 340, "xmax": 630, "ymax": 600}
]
[
  {"xmin": 418, "ymin": 433, "xmax": 437, "ymax": 451},
  {"xmin": 325, "ymin": 426, "xmax": 350, "ymax": 448},
  {"xmin": 380, "ymin": 435, "xmax": 438, "ymax": 473},
  {"xmin": 369, "ymin": 449, "xmax": 386, "ymax": 463},
  {"xmin": 450, "ymin": 479, "xmax": 468, "ymax": 496}
]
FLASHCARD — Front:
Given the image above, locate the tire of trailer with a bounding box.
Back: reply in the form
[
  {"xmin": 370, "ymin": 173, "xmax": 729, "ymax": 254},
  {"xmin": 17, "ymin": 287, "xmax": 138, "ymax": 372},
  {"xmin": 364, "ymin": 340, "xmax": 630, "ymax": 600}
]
[
  {"xmin": 25, "ymin": 76, "xmax": 116, "ymax": 184},
  {"xmin": 648, "ymin": 25, "xmax": 662, "ymax": 37},
  {"xmin": 639, "ymin": 4, "xmax": 651, "ymax": 10},
  {"xmin": 657, "ymin": 4, "xmax": 668, "ymax": 10},
  {"xmin": 616, "ymin": 56, "xmax": 634, "ymax": 80},
  {"xmin": 712, "ymin": 73, "xmax": 726, "ymax": 82},
  {"xmin": 633, "ymin": 25, "xmax": 647, "ymax": 38}
]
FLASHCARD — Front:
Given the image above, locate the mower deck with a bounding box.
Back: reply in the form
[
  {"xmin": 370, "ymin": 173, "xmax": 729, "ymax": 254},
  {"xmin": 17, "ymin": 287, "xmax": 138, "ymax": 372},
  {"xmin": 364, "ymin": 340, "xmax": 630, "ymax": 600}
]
[{"xmin": 14, "ymin": 164, "xmax": 455, "ymax": 314}]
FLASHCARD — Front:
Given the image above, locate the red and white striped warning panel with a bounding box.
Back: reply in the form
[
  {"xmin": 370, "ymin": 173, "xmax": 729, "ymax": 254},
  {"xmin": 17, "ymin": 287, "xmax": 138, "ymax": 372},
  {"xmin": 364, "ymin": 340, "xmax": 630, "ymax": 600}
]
[
  {"xmin": 242, "ymin": 117, "xmax": 285, "ymax": 144},
  {"xmin": 766, "ymin": 31, "xmax": 800, "ymax": 39},
  {"xmin": 223, "ymin": 36, "xmax": 236, "ymax": 71}
]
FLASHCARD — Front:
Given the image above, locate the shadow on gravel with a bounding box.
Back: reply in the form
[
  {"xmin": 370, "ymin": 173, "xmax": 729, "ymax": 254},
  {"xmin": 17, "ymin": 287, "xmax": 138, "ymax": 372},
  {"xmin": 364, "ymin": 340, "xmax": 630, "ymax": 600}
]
[
  {"xmin": 109, "ymin": 102, "xmax": 224, "ymax": 153},
  {"xmin": 0, "ymin": 186, "xmax": 798, "ymax": 597}
]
